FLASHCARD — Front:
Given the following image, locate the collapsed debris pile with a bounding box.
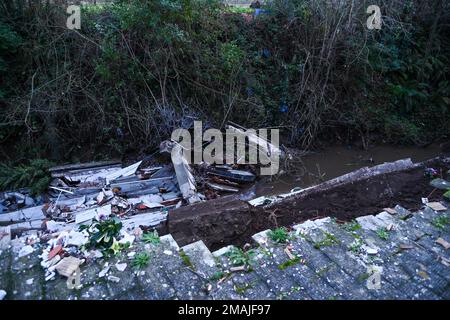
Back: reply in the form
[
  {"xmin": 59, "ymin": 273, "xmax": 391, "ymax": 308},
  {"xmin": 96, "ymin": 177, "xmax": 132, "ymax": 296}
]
[{"xmin": 0, "ymin": 123, "xmax": 284, "ymax": 291}]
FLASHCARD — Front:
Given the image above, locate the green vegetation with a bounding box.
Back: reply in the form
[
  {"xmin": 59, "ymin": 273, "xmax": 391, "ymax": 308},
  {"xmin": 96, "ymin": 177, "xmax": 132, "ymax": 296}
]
[
  {"xmin": 132, "ymin": 252, "xmax": 150, "ymax": 269},
  {"xmin": 234, "ymin": 282, "xmax": 254, "ymax": 295},
  {"xmin": 278, "ymin": 257, "xmax": 302, "ymax": 270},
  {"xmin": 343, "ymin": 220, "xmax": 362, "ymax": 232},
  {"xmin": 142, "ymin": 230, "xmax": 160, "ymax": 245},
  {"xmin": 79, "ymin": 217, "xmax": 123, "ymax": 253},
  {"xmin": 179, "ymin": 249, "xmax": 195, "ymax": 269},
  {"xmin": 268, "ymin": 227, "xmax": 290, "ymax": 243},
  {"xmin": 313, "ymin": 232, "xmax": 339, "ymax": 249},
  {"xmin": 444, "ymin": 190, "xmax": 450, "ymax": 201},
  {"xmin": 376, "ymin": 228, "xmax": 390, "ymax": 241},
  {"xmin": 348, "ymin": 238, "xmax": 364, "ymax": 254},
  {"xmin": 0, "ymin": 159, "xmax": 53, "ymax": 196},
  {"xmin": 0, "ymin": 0, "xmax": 448, "ymax": 166},
  {"xmin": 226, "ymin": 247, "xmax": 256, "ymax": 268},
  {"xmin": 431, "ymin": 215, "xmax": 449, "ymax": 230},
  {"xmin": 209, "ymin": 271, "xmax": 226, "ymax": 281},
  {"xmin": 224, "ymin": 6, "xmax": 254, "ymax": 15}
]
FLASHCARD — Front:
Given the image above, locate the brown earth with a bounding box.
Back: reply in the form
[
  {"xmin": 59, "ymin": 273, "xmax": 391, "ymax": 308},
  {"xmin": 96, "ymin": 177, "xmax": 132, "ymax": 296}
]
[{"xmin": 167, "ymin": 157, "xmax": 449, "ymax": 251}]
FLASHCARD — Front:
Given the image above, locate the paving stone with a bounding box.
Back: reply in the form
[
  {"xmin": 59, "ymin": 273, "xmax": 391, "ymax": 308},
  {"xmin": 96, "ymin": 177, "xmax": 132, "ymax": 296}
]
[
  {"xmin": 258, "ymin": 242, "xmax": 337, "ymax": 300},
  {"xmin": 181, "ymin": 240, "xmax": 218, "ymax": 278},
  {"xmin": 248, "ymin": 246, "xmax": 311, "ymax": 300},
  {"xmin": 45, "ymin": 277, "xmax": 80, "ymax": 300},
  {"xmin": 306, "ymin": 226, "xmax": 406, "ymax": 299},
  {"xmin": 290, "ymin": 232, "xmax": 370, "ymax": 299}
]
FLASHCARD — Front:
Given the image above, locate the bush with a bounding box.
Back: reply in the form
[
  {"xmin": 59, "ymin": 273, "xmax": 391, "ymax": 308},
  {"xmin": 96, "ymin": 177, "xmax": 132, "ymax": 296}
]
[
  {"xmin": 0, "ymin": 0, "xmax": 448, "ymax": 162},
  {"xmin": 0, "ymin": 159, "xmax": 53, "ymax": 195}
]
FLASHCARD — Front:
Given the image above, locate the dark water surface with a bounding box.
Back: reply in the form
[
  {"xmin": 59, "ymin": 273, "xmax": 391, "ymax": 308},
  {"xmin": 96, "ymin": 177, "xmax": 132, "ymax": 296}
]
[{"xmin": 255, "ymin": 144, "xmax": 443, "ymax": 196}]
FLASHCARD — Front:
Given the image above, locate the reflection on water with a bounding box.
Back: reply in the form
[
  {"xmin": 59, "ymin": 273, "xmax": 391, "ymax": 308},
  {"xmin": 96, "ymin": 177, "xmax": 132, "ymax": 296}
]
[{"xmin": 255, "ymin": 144, "xmax": 443, "ymax": 196}]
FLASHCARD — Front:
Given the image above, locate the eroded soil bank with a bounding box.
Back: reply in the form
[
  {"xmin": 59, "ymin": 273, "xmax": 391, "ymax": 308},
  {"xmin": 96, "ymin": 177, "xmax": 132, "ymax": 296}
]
[{"xmin": 167, "ymin": 156, "xmax": 449, "ymax": 250}]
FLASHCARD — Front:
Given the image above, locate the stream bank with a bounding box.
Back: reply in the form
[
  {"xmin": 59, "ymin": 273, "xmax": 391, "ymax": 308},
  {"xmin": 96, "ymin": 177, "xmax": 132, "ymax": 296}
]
[{"xmin": 168, "ymin": 156, "xmax": 450, "ymax": 250}]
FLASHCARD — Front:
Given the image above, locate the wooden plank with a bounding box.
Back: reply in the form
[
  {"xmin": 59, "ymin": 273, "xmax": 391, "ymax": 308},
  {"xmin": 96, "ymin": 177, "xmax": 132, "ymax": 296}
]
[
  {"xmin": 106, "ymin": 161, "xmax": 142, "ymax": 183},
  {"xmin": 171, "ymin": 143, "xmax": 201, "ymax": 204},
  {"xmin": 49, "ymin": 160, "xmax": 121, "ymax": 173},
  {"xmin": 0, "ymin": 205, "xmax": 45, "ymax": 223}
]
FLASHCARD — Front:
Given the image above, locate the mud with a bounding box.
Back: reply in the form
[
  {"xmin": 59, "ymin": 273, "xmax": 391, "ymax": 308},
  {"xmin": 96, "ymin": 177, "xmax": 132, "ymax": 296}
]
[{"xmin": 168, "ymin": 157, "xmax": 449, "ymax": 251}]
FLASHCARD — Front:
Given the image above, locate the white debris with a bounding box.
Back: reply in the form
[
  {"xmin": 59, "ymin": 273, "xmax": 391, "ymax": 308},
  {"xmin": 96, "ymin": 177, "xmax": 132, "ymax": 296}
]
[
  {"xmin": 66, "ymin": 230, "xmax": 89, "ymax": 247},
  {"xmin": 45, "ymin": 270, "xmax": 56, "ymax": 282},
  {"xmin": 86, "ymin": 250, "xmax": 103, "ymax": 259},
  {"xmin": 118, "ymin": 231, "xmax": 135, "ymax": 246},
  {"xmin": 107, "ymin": 275, "xmax": 120, "ymax": 283},
  {"xmin": 366, "ymin": 248, "xmax": 378, "ymax": 255},
  {"xmin": 18, "ymin": 245, "xmax": 34, "ymax": 258},
  {"xmin": 163, "ymin": 250, "xmax": 173, "ymax": 256},
  {"xmin": 98, "ymin": 266, "xmax": 110, "ymax": 278},
  {"xmin": 0, "ymin": 290, "xmax": 6, "ymax": 300},
  {"xmin": 115, "ymin": 263, "xmax": 127, "ymax": 272},
  {"xmin": 75, "ymin": 204, "xmax": 111, "ymax": 225},
  {"xmin": 26, "ymin": 278, "xmax": 34, "ymax": 285},
  {"xmin": 96, "ymin": 190, "xmax": 114, "ymax": 204},
  {"xmin": 46, "ymin": 220, "xmax": 65, "ymax": 233},
  {"xmin": 127, "ymin": 251, "xmax": 136, "ymax": 258}
]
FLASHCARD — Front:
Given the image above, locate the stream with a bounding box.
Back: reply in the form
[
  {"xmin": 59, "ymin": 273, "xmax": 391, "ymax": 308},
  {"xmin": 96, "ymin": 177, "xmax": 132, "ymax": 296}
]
[{"xmin": 255, "ymin": 144, "xmax": 444, "ymax": 196}]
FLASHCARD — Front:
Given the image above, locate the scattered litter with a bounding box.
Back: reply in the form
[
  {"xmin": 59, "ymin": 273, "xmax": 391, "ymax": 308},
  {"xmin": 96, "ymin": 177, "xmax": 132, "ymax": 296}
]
[
  {"xmin": 66, "ymin": 230, "xmax": 88, "ymax": 247},
  {"xmin": 426, "ymin": 202, "xmax": 447, "ymax": 212},
  {"xmin": 118, "ymin": 231, "xmax": 135, "ymax": 246},
  {"xmin": 386, "ymin": 223, "xmax": 395, "ymax": 231},
  {"xmin": 18, "ymin": 245, "xmax": 34, "ymax": 258},
  {"xmin": 107, "ymin": 275, "xmax": 120, "ymax": 283},
  {"xmin": 98, "ymin": 265, "xmax": 110, "ymax": 278},
  {"xmin": 75, "ymin": 204, "xmax": 111, "ymax": 224},
  {"xmin": 133, "ymin": 227, "xmax": 143, "ymax": 239},
  {"xmin": 366, "ymin": 248, "xmax": 378, "ymax": 255},
  {"xmin": 424, "ymin": 168, "xmax": 439, "ymax": 179},
  {"xmin": 421, "ymin": 197, "xmax": 429, "ymax": 205},
  {"xmin": 47, "ymin": 245, "xmax": 63, "ymax": 261},
  {"xmin": 163, "ymin": 250, "xmax": 173, "ymax": 256},
  {"xmin": 55, "ymin": 257, "xmax": 84, "ymax": 278},
  {"xmin": 436, "ymin": 238, "xmax": 450, "ymax": 250},
  {"xmin": 284, "ymin": 247, "xmax": 295, "ymax": 260},
  {"xmin": 230, "ymin": 266, "xmax": 247, "ymax": 272},
  {"xmin": 26, "ymin": 278, "xmax": 34, "ymax": 285},
  {"xmin": 439, "ymin": 256, "xmax": 450, "ymax": 267},
  {"xmin": 115, "ymin": 263, "xmax": 127, "ymax": 272},
  {"xmin": 46, "ymin": 220, "xmax": 65, "ymax": 233}
]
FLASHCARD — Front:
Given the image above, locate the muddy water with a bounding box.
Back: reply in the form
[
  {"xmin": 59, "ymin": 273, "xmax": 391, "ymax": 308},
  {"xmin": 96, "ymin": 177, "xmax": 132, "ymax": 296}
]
[{"xmin": 255, "ymin": 144, "xmax": 443, "ymax": 196}]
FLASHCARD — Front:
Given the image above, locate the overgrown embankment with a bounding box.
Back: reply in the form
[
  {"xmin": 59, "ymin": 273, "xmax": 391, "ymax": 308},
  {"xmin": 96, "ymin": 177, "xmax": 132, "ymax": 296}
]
[{"xmin": 0, "ymin": 0, "xmax": 449, "ymax": 165}]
